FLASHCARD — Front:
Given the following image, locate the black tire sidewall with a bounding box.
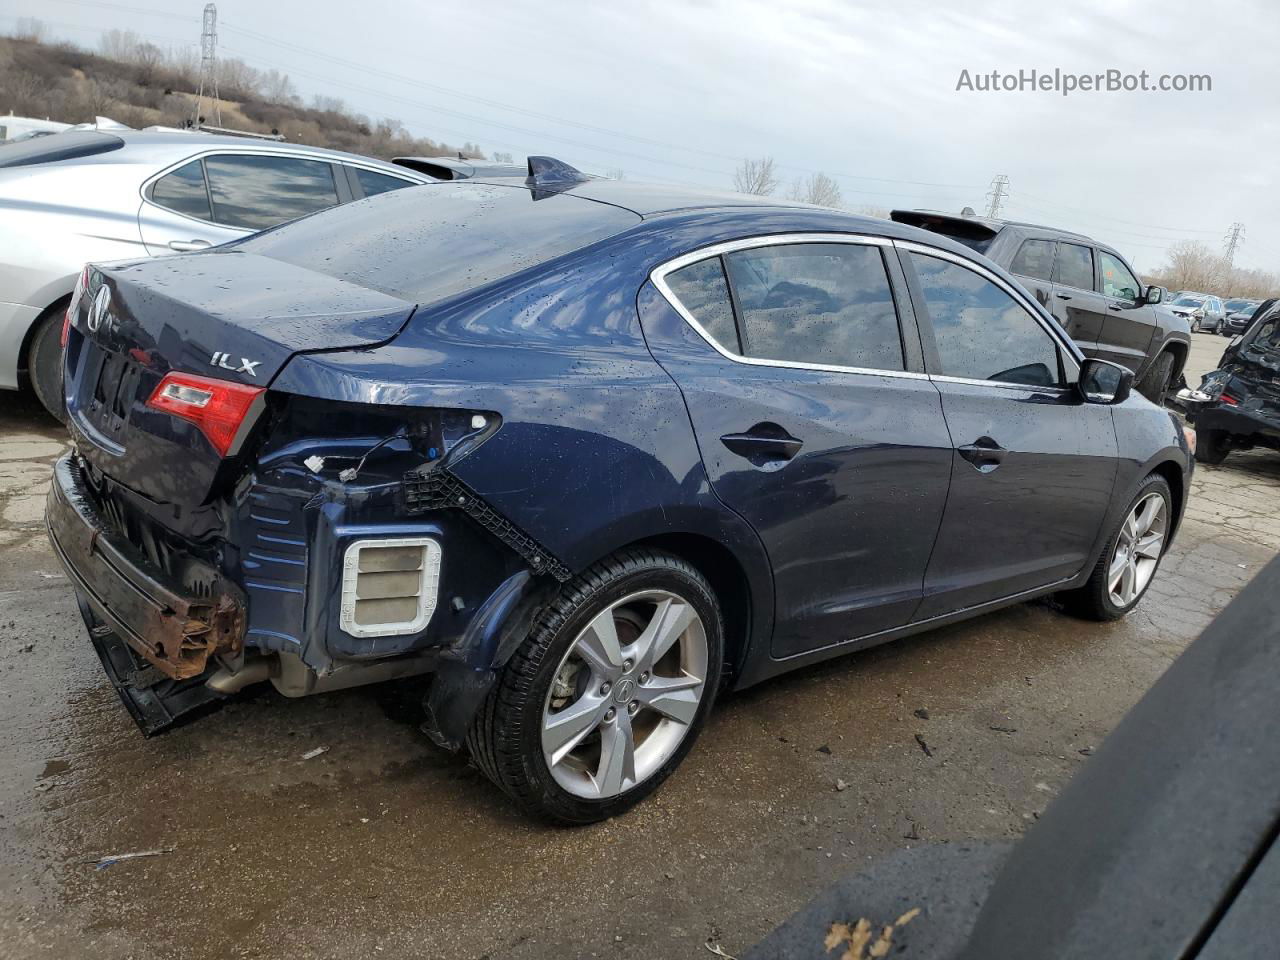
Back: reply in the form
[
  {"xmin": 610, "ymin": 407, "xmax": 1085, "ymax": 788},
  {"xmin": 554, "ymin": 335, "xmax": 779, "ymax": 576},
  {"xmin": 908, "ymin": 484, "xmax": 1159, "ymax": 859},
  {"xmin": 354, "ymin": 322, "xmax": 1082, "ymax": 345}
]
[
  {"xmin": 506, "ymin": 558, "xmax": 723, "ymax": 824},
  {"xmin": 1138, "ymin": 353, "xmax": 1173, "ymax": 403},
  {"xmin": 28, "ymin": 308, "xmax": 67, "ymax": 422},
  {"xmin": 1194, "ymin": 428, "xmax": 1230, "ymax": 465}
]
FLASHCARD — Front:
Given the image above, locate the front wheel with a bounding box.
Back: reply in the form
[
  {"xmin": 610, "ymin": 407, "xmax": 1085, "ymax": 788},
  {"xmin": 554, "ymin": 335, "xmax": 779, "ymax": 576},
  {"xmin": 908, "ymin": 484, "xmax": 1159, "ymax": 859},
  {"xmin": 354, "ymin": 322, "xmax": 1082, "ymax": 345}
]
[
  {"xmin": 467, "ymin": 549, "xmax": 724, "ymax": 824},
  {"xmin": 1058, "ymin": 474, "xmax": 1172, "ymax": 621},
  {"xmin": 1191, "ymin": 318, "xmax": 1202, "ymax": 333},
  {"xmin": 1135, "ymin": 352, "xmax": 1174, "ymax": 404}
]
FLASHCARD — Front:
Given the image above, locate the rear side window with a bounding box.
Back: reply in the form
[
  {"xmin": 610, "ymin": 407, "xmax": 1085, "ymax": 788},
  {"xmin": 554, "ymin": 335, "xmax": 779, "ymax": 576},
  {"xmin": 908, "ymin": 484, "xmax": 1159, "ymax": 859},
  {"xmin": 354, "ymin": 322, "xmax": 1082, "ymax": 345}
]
[
  {"xmin": 910, "ymin": 253, "xmax": 1060, "ymax": 387},
  {"xmin": 664, "ymin": 258, "xmax": 740, "ymax": 352},
  {"xmin": 150, "ymin": 160, "xmax": 212, "ymax": 221},
  {"xmin": 1053, "ymin": 243, "xmax": 1095, "ymax": 290},
  {"xmin": 1009, "ymin": 239, "xmax": 1055, "ymax": 282},
  {"xmin": 204, "ymin": 155, "xmax": 340, "ymax": 230},
  {"xmin": 353, "ymin": 167, "xmax": 415, "ymax": 198},
  {"xmin": 724, "ymin": 243, "xmax": 903, "ymax": 371}
]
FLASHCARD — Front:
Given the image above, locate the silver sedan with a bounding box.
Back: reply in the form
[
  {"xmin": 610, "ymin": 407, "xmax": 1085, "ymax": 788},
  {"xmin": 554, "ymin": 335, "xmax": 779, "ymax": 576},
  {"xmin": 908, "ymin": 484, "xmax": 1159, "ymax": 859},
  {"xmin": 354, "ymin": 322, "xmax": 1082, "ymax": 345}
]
[{"xmin": 0, "ymin": 130, "xmax": 433, "ymax": 417}]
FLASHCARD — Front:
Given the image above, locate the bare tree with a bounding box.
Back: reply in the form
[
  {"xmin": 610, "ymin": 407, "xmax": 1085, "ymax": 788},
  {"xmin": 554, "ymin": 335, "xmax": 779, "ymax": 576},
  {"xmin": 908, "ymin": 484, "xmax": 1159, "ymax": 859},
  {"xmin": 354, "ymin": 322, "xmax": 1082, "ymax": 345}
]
[
  {"xmin": 134, "ymin": 42, "xmax": 163, "ymax": 86},
  {"xmin": 1159, "ymin": 240, "xmax": 1225, "ymax": 292},
  {"xmin": 733, "ymin": 156, "xmax": 778, "ymax": 196},
  {"xmin": 788, "ymin": 172, "xmax": 843, "ymax": 208},
  {"xmin": 13, "ymin": 17, "xmax": 48, "ymax": 43},
  {"xmin": 491, "ymin": 151, "xmax": 514, "ymax": 164},
  {"xmin": 605, "ymin": 167, "xmax": 625, "ymax": 180},
  {"xmin": 260, "ymin": 69, "xmax": 298, "ymax": 105},
  {"xmin": 100, "ymin": 29, "xmax": 142, "ymax": 62}
]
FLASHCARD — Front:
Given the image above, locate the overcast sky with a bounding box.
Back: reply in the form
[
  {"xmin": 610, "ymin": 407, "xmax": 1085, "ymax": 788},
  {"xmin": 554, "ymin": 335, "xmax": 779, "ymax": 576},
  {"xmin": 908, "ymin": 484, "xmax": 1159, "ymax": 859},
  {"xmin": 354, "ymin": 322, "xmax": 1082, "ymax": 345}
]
[{"xmin": 6, "ymin": 0, "xmax": 1279, "ymax": 272}]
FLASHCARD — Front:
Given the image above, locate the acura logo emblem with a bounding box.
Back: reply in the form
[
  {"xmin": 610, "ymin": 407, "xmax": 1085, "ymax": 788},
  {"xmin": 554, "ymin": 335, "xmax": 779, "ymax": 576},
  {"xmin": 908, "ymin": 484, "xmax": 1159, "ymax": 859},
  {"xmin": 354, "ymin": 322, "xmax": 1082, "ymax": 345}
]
[{"xmin": 86, "ymin": 285, "xmax": 112, "ymax": 335}]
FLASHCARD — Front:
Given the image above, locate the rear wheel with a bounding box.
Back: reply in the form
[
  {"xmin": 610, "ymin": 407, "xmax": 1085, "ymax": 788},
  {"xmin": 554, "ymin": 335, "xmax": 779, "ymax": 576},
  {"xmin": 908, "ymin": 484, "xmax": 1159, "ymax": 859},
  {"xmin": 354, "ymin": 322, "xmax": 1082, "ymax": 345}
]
[
  {"xmin": 1194, "ymin": 428, "xmax": 1231, "ymax": 465},
  {"xmin": 1058, "ymin": 474, "xmax": 1172, "ymax": 621},
  {"xmin": 467, "ymin": 549, "xmax": 724, "ymax": 824},
  {"xmin": 27, "ymin": 305, "xmax": 67, "ymax": 423},
  {"xmin": 1136, "ymin": 352, "xmax": 1174, "ymax": 404}
]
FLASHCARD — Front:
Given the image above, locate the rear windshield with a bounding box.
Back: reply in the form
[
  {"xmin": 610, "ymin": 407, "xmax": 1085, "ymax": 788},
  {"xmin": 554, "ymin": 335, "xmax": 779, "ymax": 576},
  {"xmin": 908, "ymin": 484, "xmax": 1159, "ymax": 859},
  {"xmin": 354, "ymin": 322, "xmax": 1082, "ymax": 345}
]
[
  {"xmin": 238, "ymin": 182, "xmax": 640, "ymax": 303},
  {"xmin": 0, "ymin": 131, "xmax": 125, "ymax": 168}
]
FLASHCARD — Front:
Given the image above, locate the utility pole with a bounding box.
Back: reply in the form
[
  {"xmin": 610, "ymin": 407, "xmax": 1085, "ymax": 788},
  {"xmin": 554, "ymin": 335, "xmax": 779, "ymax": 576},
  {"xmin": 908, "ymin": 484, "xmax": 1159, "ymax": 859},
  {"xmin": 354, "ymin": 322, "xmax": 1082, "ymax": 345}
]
[
  {"xmin": 193, "ymin": 3, "xmax": 221, "ymax": 128},
  {"xmin": 985, "ymin": 174, "xmax": 1010, "ymax": 219},
  {"xmin": 1222, "ymin": 222, "xmax": 1244, "ymax": 294}
]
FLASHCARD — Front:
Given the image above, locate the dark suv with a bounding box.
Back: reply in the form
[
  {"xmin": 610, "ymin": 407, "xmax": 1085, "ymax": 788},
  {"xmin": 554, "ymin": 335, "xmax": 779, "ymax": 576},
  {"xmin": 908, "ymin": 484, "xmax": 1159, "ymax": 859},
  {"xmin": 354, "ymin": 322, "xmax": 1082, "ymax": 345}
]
[{"xmin": 892, "ymin": 211, "xmax": 1190, "ymax": 403}]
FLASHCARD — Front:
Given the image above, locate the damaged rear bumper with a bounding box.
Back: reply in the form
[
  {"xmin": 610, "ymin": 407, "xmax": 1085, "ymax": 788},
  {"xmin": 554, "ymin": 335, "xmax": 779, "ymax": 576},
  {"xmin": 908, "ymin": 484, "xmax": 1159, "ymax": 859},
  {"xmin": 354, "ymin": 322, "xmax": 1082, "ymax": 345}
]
[{"xmin": 46, "ymin": 452, "xmax": 248, "ymax": 682}]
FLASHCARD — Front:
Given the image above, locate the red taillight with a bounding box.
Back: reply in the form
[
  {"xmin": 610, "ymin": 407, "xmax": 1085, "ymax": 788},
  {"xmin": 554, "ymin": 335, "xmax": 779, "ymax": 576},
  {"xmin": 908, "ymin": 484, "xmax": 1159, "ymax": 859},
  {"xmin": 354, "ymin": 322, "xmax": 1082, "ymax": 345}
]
[
  {"xmin": 1221, "ymin": 392, "xmax": 1240, "ymax": 406},
  {"xmin": 62, "ymin": 266, "xmax": 90, "ymax": 348},
  {"xmin": 146, "ymin": 371, "xmax": 265, "ymax": 456}
]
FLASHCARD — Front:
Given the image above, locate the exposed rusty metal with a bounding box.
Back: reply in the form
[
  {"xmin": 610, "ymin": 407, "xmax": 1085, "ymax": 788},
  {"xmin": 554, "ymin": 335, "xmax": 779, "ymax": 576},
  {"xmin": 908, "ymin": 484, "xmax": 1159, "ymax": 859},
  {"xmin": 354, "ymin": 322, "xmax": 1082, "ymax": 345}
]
[{"xmin": 47, "ymin": 454, "xmax": 247, "ymax": 681}]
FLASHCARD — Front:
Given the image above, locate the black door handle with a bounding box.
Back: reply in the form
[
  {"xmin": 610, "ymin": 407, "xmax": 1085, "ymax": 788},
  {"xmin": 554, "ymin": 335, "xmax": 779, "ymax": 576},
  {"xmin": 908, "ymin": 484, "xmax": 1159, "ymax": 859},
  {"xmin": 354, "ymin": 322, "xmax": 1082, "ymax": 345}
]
[
  {"xmin": 721, "ymin": 423, "xmax": 803, "ymax": 467},
  {"xmin": 957, "ymin": 437, "xmax": 1007, "ymax": 473},
  {"xmin": 1056, "ymin": 293, "xmax": 1073, "ymax": 301},
  {"xmin": 1109, "ymin": 304, "xmax": 1123, "ymax": 312}
]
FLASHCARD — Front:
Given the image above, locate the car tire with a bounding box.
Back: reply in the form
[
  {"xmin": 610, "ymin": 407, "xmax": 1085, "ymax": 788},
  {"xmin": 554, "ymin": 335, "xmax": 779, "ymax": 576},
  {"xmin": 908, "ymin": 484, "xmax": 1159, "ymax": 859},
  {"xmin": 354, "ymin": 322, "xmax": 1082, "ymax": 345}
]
[
  {"xmin": 1135, "ymin": 352, "xmax": 1174, "ymax": 404},
  {"xmin": 1190, "ymin": 318, "xmax": 1201, "ymax": 333},
  {"xmin": 467, "ymin": 548, "xmax": 724, "ymax": 824},
  {"xmin": 27, "ymin": 304, "xmax": 68, "ymax": 423},
  {"xmin": 1057, "ymin": 473, "xmax": 1173, "ymax": 621},
  {"xmin": 1194, "ymin": 428, "xmax": 1231, "ymax": 465}
]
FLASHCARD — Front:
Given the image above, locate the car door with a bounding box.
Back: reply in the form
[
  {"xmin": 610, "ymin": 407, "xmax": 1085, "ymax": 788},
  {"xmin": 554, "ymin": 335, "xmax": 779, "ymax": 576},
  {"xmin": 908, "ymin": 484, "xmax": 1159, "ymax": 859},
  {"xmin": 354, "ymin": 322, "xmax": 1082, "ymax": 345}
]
[
  {"xmin": 640, "ymin": 236, "xmax": 954, "ymax": 658},
  {"xmin": 138, "ymin": 152, "xmax": 350, "ymax": 256},
  {"xmin": 899, "ymin": 244, "xmax": 1118, "ymax": 619},
  {"xmin": 1050, "ymin": 240, "xmax": 1112, "ymax": 360},
  {"xmin": 1097, "ymin": 248, "xmax": 1157, "ymax": 373}
]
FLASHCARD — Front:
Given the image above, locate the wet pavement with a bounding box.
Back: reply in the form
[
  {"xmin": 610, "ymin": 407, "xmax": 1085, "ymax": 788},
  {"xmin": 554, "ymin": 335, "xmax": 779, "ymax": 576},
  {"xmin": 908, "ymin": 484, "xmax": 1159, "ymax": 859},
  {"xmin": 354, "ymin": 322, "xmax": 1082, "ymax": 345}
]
[{"xmin": 1, "ymin": 331, "xmax": 1276, "ymax": 959}]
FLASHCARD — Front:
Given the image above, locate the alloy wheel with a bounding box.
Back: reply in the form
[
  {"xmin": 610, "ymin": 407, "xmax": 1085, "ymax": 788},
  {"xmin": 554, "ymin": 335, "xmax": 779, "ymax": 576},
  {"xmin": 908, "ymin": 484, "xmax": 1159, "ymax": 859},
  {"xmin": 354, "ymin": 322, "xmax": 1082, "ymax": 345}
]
[
  {"xmin": 1107, "ymin": 492, "xmax": 1168, "ymax": 607},
  {"xmin": 541, "ymin": 590, "xmax": 708, "ymax": 799}
]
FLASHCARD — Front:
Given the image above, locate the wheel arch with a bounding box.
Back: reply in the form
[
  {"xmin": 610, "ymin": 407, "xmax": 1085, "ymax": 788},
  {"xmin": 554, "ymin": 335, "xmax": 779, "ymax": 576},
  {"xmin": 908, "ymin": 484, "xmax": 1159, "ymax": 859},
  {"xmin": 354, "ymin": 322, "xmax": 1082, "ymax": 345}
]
[
  {"xmin": 1149, "ymin": 458, "xmax": 1186, "ymax": 537},
  {"xmin": 16, "ymin": 291, "xmax": 72, "ymax": 385}
]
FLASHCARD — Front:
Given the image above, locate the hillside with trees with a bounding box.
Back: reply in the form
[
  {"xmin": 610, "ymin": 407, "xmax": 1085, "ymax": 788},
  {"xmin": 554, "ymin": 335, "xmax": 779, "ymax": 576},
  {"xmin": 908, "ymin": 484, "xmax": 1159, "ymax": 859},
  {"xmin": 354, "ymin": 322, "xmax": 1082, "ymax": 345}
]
[{"xmin": 0, "ymin": 21, "xmax": 484, "ymax": 161}]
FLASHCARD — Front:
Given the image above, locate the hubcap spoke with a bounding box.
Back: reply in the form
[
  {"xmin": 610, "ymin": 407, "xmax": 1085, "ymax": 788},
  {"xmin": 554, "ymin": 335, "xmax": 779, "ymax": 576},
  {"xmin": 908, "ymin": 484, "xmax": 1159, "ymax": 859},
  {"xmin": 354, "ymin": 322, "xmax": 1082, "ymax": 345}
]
[
  {"xmin": 1134, "ymin": 532, "xmax": 1163, "ymax": 560},
  {"xmin": 595, "ymin": 710, "xmax": 636, "ymax": 796},
  {"xmin": 634, "ymin": 599, "xmax": 695, "ymax": 672},
  {"xmin": 575, "ymin": 609, "xmax": 624, "ymax": 676},
  {"xmin": 542, "ymin": 693, "xmax": 606, "ymax": 766},
  {"xmin": 637, "ymin": 673, "xmax": 702, "ymax": 725},
  {"xmin": 1108, "ymin": 549, "xmax": 1128, "ymax": 589}
]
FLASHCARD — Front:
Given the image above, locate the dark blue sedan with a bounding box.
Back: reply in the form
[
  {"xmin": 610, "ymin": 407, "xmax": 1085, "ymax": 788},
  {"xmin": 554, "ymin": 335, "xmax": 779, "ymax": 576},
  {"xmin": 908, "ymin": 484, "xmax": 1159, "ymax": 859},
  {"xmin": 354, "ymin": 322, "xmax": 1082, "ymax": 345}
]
[{"xmin": 49, "ymin": 159, "xmax": 1194, "ymax": 823}]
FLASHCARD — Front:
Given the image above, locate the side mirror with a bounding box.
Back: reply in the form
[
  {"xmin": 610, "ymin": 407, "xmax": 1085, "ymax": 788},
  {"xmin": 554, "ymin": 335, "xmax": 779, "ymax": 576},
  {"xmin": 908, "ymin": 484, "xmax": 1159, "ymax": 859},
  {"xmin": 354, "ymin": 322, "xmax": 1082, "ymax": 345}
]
[
  {"xmin": 1076, "ymin": 358, "xmax": 1133, "ymax": 405},
  {"xmin": 1144, "ymin": 285, "xmax": 1165, "ymax": 305}
]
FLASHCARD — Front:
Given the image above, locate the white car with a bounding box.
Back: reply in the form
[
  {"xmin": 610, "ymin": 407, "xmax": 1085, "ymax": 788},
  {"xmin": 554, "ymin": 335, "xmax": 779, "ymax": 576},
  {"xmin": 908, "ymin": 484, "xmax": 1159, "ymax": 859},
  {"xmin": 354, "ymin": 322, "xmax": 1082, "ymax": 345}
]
[{"xmin": 0, "ymin": 130, "xmax": 433, "ymax": 417}]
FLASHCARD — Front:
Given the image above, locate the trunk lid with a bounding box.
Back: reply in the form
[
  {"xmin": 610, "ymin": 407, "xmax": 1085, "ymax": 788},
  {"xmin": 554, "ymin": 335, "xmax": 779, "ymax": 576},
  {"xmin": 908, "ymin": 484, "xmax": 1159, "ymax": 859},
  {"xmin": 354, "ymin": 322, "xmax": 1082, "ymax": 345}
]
[{"xmin": 65, "ymin": 250, "xmax": 416, "ymax": 505}]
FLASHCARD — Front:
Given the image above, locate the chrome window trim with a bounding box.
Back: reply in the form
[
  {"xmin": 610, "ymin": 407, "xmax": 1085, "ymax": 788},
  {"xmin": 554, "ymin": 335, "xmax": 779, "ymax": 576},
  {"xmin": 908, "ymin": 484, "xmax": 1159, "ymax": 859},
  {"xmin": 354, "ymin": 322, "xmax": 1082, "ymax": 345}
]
[
  {"xmin": 140, "ymin": 148, "xmax": 427, "ymax": 229},
  {"xmin": 649, "ymin": 233, "xmax": 929, "ymax": 381},
  {"xmin": 893, "ymin": 239, "xmax": 1082, "ymax": 384}
]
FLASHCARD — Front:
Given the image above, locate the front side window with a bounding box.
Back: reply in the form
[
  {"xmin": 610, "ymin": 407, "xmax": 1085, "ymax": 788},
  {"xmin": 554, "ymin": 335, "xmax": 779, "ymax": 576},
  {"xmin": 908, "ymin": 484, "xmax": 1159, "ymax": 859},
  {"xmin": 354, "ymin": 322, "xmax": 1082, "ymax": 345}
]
[
  {"xmin": 663, "ymin": 257, "xmax": 740, "ymax": 352},
  {"xmin": 1053, "ymin": 242, "xmax": 1095, "ymax": 291},
  {"xmin": 909, "ymin": 252, "xmax": 1061, "ymax": 387},
  {"xmin": 204, "ymin": 154, "xmax": 340, "ymax": 230},
  {"xmin": 1099, "ymin": 250, "xmax": 1140, "ymax": 301},
  {"xmin": 352, "ymin": 167, "xmax": 416, "ymax": 198},
  {"xmin": 1009, "ymin": 239, "xmax": 1055, "ymax": 282},
  {"xmin": 722, "ymin": 243, "xmax": 903, "ymax": 371},
  {"xmin": 150, "ymin": 159, "xmax": 212, "ymax": 221}
]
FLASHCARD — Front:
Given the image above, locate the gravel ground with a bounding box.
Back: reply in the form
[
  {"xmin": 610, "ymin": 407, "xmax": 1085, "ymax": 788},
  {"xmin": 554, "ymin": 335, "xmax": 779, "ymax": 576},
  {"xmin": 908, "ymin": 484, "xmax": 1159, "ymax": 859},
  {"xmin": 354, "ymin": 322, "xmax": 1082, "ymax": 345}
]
[{"xmin": 1, "ymin": 331, "xmax": 1275, "ymax": 959}]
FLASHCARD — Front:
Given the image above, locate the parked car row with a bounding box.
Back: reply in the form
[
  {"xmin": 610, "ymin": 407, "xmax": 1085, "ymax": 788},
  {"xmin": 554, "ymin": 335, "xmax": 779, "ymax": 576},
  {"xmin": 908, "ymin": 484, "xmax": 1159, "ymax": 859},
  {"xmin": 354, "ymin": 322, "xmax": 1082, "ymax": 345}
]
[
  {"xmin": 889, "ymin": 210, "xmax": 1189, "ymax": 403},
  {"xmin": 46, "ymin": 158, "xmax": 1193, "ymax": 821}
]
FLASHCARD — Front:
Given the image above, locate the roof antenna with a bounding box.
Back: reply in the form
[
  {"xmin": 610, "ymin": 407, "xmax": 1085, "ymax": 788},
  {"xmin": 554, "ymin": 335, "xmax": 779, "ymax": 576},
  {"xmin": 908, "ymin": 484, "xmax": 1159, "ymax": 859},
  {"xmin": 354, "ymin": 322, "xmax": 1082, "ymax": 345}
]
[{"xmin": 960, "ymin": 206, "xmax": 977, "ymax": 217}]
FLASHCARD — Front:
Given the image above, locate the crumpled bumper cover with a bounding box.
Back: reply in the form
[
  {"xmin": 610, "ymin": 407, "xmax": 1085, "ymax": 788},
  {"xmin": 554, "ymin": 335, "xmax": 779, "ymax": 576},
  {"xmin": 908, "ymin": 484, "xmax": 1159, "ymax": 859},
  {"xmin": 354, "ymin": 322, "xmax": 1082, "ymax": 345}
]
[{"xmin": 46, "ymin": 452, "xmax": 247, "ymax": 680}]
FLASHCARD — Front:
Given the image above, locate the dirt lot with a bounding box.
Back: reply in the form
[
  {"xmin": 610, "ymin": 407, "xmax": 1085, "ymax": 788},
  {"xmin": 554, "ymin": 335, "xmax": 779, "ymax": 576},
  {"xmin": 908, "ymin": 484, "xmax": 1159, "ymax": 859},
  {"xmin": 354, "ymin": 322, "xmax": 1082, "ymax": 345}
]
[{"xmin": 1, "ymin": 332, "xmax": 1276, "ymax": 960}]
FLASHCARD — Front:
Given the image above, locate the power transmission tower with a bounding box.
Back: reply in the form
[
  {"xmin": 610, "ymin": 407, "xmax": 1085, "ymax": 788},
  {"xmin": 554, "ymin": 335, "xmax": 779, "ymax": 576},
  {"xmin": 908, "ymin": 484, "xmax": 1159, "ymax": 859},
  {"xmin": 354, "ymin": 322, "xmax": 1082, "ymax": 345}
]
[
  {"xmin": 985, "ymin": 174, "xmax": 1010, "ymax": 219},
  {"xmin": 193, "ymin": 3, "xmax": 221, "ymax": 127},
  {"xmin": 1222, "ymin": 222, "xmax": 1244, "ymax": 294}
]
